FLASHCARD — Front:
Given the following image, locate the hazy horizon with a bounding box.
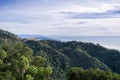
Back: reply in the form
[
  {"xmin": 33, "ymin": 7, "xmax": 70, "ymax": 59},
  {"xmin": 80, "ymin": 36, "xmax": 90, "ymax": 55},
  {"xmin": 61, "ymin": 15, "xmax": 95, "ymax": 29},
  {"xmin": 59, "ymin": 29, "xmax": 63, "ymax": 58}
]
[{"xmin": 18, "ymin": 35, "xmax": 120, "ymax": 50}]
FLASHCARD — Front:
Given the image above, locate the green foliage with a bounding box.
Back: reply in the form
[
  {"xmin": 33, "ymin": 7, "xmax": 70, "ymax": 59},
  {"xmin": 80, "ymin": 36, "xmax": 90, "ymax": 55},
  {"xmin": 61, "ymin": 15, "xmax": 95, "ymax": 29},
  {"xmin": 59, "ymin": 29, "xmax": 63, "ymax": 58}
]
[
  {"xmin": 66, "ymin": 67, "xmax": 120, "ymax": 80},
  {"xmin": 0, "ymin": 39, "xmax": 52, "ymax": 80},
  {"xmin": 25, "ymin": 75, "xmax": 34, "ymax": 80},
  {"xmin": 33, "ymin": 56, "xmax": 46, "ymax": 67},
  {"xmin": 19, "ymin": 56, "xmax": 29, "ymax": 70},
  {"xmin": 66, "ymin": 67, "xmax": 84, "ymax": 80},
  {"xmin": 35, "ymin": 66, "xmax": 52, "ymax": 80},
  {"xmin": 0, "ymin": 50, "xmax": 7, "ymax": 60},
  {"xmin": 25, "ymin": 40, "xmax": 120, "ymax": 80},
  {"xmin": 0, "ymin": 29, "xmax": 120, "ymax": 80},
  {"xmin": 36, "ymin": 67, "xmax": 45, "ymax": 79},
  {"xmin": 44, "ymin": 66, "xmax": 52, "ymax": 76},
  {"xmin": 27, "ymin": 65, "xmax": 38, "ymax": 76},
  {"xmin": 0, "ymin": 59, "xmax": 3, "ymax": 64},
  {"xmin": 14, "ymin": 41, "xmax": 24, "ymax": 49}
]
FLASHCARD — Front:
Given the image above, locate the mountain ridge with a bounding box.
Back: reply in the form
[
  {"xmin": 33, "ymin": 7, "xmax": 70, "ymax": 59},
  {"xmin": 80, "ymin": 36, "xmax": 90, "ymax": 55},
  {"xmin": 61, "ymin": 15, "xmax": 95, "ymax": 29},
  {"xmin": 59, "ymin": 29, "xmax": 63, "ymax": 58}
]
[{"xmin": 0, "ymin": 29, "xmax": 120, "ymax": 80}]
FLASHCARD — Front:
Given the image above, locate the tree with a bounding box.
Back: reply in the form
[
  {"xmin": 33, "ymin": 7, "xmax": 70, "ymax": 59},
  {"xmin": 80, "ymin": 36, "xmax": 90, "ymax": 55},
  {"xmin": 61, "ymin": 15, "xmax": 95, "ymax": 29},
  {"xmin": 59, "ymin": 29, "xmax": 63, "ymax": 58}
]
[
  {"xmin": 33, "ymin": 56, "xmax": 46, "ymax": 67},
  {"xmin": 35, "ymin": 66, "xmax": 52, "ymax": 80},
  {"xmin": 66, "ymin": 67, "xmax": 84, "ymax": 80},
  {"xmin": 44, "ymin": 66, "xmax": 52, "ymax": 80},
  {"xmin": 19, "ymin": 56, "xmax": 29, "ymax": 80},
  {"xmin": 25, "ymin": 75, "xmax": 34, "ymax": 80},
  {"xmin": 14, "ymin": 41, "xmax": 23, "ymax": 49},
  {"xmin": 0, "ymin": 50, "xmax": 7, "ymax": 63},
  {"xmin": 27, "ymin": 65, "xmax": 38, "ymax": 77}
]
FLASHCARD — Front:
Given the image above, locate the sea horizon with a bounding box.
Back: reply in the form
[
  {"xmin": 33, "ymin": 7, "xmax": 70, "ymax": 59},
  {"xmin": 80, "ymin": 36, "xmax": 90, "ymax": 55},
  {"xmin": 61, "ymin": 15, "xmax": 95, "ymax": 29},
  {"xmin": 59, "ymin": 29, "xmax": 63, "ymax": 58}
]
[{"xmin": 18, "ymin": 35, "xmax": 120, "ymax": 51}]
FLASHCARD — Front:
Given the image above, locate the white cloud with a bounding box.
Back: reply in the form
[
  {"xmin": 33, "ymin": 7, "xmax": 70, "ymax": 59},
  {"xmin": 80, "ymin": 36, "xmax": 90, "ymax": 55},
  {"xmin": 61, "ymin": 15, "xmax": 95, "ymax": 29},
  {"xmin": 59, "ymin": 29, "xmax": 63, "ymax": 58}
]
[{"xmin": 0, "ymin": 0, "xmax": 120, "ymax": 36}]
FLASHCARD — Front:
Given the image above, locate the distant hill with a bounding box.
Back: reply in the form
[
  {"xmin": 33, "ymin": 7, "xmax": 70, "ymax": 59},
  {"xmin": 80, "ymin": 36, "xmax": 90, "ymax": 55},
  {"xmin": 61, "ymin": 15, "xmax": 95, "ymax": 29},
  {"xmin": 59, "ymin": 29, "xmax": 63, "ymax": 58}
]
[
  {"xmin": 0, "ymin": 29, "xmax": 18, "ymax": 40},
  {"xmin": 45, "ymin": 40, "xmax": 120, "ymax": 73},
  {"xmin": 24, "ymin": 40, "xmax": 120, "ymax": 80},
  {"xmin": 18, "ymin": 35, "xmax": 53, "ymax": 40}
]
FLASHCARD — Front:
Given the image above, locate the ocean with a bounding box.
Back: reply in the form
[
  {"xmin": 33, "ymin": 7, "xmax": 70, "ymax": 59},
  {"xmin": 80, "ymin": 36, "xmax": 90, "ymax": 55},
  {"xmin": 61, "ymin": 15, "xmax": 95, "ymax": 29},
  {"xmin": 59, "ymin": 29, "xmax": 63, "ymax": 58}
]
[
  {"xmin": 51, "ymin": 36, "xmax": 120, "ymax": 51},
  {"xmin": 18, "ymin": 35, "xmax": 120, "ymax": 51}
]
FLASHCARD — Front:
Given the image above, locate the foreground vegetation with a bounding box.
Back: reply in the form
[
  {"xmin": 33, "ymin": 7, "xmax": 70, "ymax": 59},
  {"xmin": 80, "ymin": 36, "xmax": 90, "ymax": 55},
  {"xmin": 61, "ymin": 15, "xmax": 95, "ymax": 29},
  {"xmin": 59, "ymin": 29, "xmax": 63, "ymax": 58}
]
[
  {"xmin": 0, "ymin": 39, "xmax": 52, "ymax": 80},
  {"xmin": 66, "ymin": 67, "xmax": 120, "ymax": 80}
]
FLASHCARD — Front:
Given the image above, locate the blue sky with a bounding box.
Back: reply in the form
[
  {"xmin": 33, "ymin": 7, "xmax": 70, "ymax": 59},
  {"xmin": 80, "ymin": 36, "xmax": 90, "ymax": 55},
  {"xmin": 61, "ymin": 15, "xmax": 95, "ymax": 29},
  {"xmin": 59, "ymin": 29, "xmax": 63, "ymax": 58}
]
[{"xmin": 0, "ymin": 0, "xmax": 120, "ymax": 36}]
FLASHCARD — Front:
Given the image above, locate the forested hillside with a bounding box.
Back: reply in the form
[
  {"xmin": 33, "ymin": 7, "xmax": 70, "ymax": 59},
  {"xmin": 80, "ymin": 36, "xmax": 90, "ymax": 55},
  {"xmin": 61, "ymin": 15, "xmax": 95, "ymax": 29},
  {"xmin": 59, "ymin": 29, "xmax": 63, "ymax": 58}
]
[
  {"xmin": 0, "ymin": 29, "xmax": 120, "ymax": 80},
  {"xmin": 24, "ymin": 40, "xmax": 120, "ymax": 80},
  {"xmin": 0, "ymin": 29, "xmax": 18, "ymax": 40},
  {"xmin": 42, "ymin": 40, "xmax": 120, "ymax": 73},
  {"xmin": 0, "ymin": 30, "xmax": 52, "ymax": 80}
]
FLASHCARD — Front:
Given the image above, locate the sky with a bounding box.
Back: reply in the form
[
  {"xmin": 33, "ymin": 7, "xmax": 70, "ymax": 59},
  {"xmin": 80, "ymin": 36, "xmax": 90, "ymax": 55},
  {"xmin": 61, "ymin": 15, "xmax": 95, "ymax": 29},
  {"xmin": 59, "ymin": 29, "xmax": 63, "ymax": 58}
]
[{"xmin": 0, "ymin": 0, "xmax": 120, "ymax": 37}]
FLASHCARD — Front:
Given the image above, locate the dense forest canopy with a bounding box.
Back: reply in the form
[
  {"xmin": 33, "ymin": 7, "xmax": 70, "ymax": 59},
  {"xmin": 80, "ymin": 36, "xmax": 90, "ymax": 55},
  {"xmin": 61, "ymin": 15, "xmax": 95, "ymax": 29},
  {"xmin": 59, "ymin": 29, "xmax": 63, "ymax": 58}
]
[
  {"xmin": 0, "ymin": 39, "xmax": 52, "ymax": 80},
  {"xmin": 66, "ymin": 67, "xmax": 120, "ymax": 80},
  {"xmin": 0, "ymin": 29, "xmax": 120, "ymax": 80}
]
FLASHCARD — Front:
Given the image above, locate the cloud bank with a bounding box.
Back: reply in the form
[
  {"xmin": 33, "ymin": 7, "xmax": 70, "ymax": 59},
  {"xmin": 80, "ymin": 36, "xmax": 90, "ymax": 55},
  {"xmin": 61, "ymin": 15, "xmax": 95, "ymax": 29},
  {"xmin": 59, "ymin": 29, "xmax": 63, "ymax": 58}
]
[{"xmin": 0, "ymin": 0, "xmax": 120, "ymax": 36}]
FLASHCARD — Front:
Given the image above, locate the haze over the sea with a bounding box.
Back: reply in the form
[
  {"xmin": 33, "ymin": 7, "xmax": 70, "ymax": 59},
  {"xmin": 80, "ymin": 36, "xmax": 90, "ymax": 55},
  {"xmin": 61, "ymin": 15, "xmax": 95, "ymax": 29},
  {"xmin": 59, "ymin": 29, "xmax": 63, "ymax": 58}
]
[
  {"xmin": 19, "ymin": 35, "xmax": 120, "ymax": 51},
  {"xmin": 51, "ymin": 36, "xmax": 120, "ymax": 50}
]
